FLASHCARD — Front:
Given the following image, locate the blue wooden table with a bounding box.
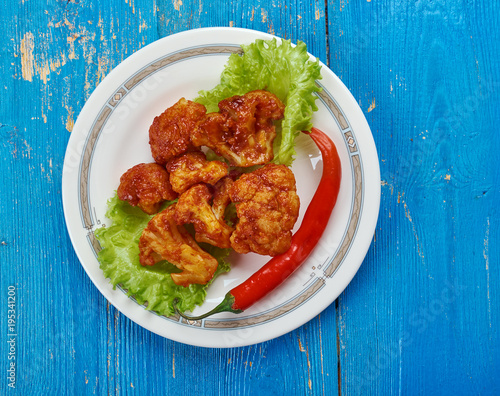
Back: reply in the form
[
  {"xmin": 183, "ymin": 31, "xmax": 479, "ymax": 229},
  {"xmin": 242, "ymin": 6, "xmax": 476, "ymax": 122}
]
[{"xmin": 1, "ymin": 1, "xmax": 499, "ymax": 394}]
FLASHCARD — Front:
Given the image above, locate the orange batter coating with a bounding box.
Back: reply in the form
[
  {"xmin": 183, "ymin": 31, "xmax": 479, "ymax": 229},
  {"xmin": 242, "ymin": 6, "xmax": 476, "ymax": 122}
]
[
  {"xmin": 149, "ymin": 98, "xmax": 206, "ymax": 165},
  {"xmin": 117, "ymin": 163, "xmax": 177, "ymax": 215},
  {"xmin": 174, "ymin": 183, "xmax": 234, "ymax": 249},
  {"xmin": 191, "ymin": 90, "xmax": 285, "ymax": 167},
  {"xmin": 166, "ymin": 151, "xmax": 228, "ymax": 194},
  {"xmin": 139, "ymin": 205, "xmax": 219, "ymax": 287},
  {"xmin": 212, "ymin": 176, "xmax": 234, "ymax": 221},
  {"xmin": 229, "ymin": 164, "xmax": 300, "ymax": 256}
]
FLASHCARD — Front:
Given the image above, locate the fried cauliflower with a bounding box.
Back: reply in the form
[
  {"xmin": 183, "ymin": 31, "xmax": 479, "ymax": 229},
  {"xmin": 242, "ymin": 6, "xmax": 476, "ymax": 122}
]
[
  {"xmin": 149, "ymin": 98, "xmax": 206, "ymax": 165},
  {"xmin": 117, "ymin": 163, "xmax": 177, "ymax": 215},
  {"xmin": 139, "ymin": 205, "xmax": 219, "ymax": 287},
  {"xmin": 166, "ymin": 151, "xmax": 228, "ymax": 194},
  {"xmin": 229, "ymin": 164, "xmax": 300, "ymax": 256},
  {"xmin": 212, "ymin": 176, "xmax": 234, "ymax": 221},
  {"xmin": 191, "ymin": 90, "xmax": 285, "ymax": 167},
  {"xmin": 174, "ymin": 183, "xmax": 234, "ymax": 249}
]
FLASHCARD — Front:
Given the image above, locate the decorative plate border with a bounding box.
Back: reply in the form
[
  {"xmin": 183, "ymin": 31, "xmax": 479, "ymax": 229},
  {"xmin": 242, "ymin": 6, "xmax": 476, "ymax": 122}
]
[{"xmin": 77, "ymin": 44, "xmax": 363, "ymax": 330}]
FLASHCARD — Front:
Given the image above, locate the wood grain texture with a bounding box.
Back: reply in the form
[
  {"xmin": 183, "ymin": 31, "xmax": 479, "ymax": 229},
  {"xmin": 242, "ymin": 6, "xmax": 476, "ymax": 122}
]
[
  {"xmin": 327, "ymin": 0, "xmax": 500, "ymax": 394},
  {"xmin": 1, "ymin": 0, "xmax": 498, "ymax": 394}
]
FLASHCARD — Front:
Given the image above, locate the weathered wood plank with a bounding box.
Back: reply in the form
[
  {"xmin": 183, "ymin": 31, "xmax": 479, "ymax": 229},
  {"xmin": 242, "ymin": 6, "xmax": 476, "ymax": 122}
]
[{"xmin": 327, "ymin": 0, "xmax": 500, "ymax": 394}]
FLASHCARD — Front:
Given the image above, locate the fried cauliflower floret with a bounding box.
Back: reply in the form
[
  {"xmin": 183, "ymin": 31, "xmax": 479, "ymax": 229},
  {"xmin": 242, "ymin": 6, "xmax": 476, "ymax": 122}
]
[
  {"xmin": 139, "ymin": 205, "xmax": 219, "ymax": 287},
  {"xmin": 117, "ymin": 163, "xmax": 177, "ymax": 215},
  {"xmin": 174, "ymin": 183, "xmax": 234, "ymax": 249},
  {"xmin": 229, "ymin": 164, "xmax": 300, "ymax": 256},
  {"xmin": 212, "ymin": 176, "xmax": 234, "ymax": 221},
  {"xmin": 149, "ymin": 98, "xmax": 206, "ymax": 165},
  {"xmin": 166, "ymin": 151, "xmax": 228, "ymax": 194},
  {"xmin": 191, "ymin": 90, "xmax": 285, "ymax": 167}
]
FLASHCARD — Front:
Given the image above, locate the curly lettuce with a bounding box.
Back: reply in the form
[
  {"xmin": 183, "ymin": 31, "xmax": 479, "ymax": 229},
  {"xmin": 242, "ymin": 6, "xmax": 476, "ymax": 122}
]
[
  {"xmin": 195, "ymin": 38, "xmax": 322, "ymax": 166},
  {"xmin": 95, "ymin": 194, "xmax": 230, "ymax": 317}
]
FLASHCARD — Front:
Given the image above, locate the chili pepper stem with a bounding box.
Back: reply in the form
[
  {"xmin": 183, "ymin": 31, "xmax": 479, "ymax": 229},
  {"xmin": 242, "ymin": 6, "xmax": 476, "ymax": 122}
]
[{"xmin": 173, "ymin": 293, "xmax": 242, "ymax": 321}]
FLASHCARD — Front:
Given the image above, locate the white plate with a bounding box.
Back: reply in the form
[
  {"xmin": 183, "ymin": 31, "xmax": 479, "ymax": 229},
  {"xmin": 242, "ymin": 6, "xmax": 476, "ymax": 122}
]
[{"xmin": 62, "ymin": 27, "xmax": 380, "ymax": 348}]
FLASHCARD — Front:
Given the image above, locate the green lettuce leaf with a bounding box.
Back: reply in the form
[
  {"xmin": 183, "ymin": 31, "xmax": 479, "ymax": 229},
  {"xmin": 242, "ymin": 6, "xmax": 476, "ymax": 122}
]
[
  {"xmin": 195, "ymin": 38, "xmax": 322, "ymax": 166},
  {"xmin": 95, "ymin": 193, "xmax": 231, "ymax": 317}
]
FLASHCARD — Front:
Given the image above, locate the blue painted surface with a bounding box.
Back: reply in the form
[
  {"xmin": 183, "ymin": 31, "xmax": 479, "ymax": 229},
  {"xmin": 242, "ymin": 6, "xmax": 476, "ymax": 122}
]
[{"xmin": 1, "ymin": 1, "xmax": 498, "ymax": 394}]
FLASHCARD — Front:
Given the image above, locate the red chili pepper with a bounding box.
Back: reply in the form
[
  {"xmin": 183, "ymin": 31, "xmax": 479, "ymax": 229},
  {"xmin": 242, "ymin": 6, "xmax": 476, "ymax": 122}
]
[{"xmin": 174, "ymin": 127, "xmax": 342, "ymax": 320}]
